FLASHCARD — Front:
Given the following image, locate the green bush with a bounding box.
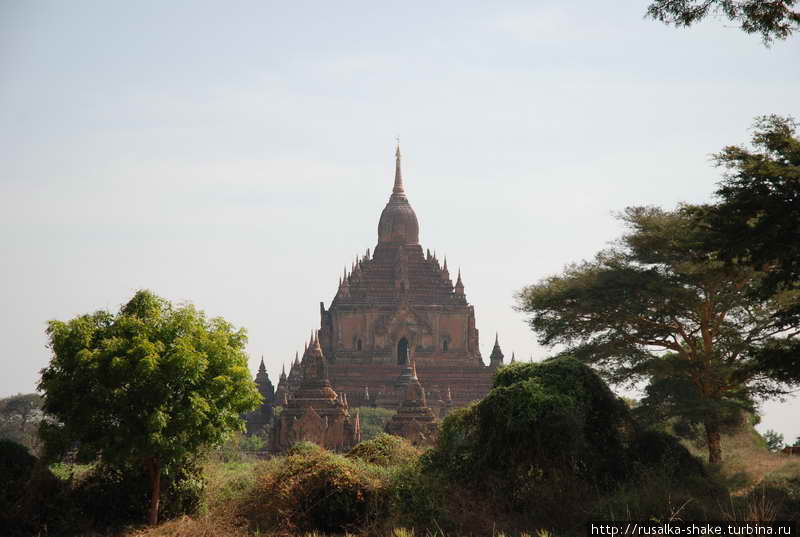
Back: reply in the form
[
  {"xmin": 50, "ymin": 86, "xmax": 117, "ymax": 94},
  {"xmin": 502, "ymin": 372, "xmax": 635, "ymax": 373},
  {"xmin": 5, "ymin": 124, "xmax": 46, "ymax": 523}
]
[
  {"xmin": 2, "ymin": 458, "xmax": 205, "ymax": 536},
  {"xmin": 386, "ymin": 460, "xmax": 447, "ymax": 530},
  {"xmin": 424, "ymin": 357, "xmax": 710, "ymax": 532},
  {"xmin": 75, "ymin": 460, "xmax": 205, "ymax": 528},
  {"xmin": 428, "ymin": 358, "xmax": 633, "ymax": 490}
]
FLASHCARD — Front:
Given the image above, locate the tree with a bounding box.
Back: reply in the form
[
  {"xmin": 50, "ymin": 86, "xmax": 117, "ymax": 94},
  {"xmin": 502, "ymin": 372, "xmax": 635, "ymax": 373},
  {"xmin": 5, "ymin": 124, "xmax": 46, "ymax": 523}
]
[
  {"xmin": 646, "ymin": 0, "xmax": 800, "ymax": 44},
  {"xmin": 712, "ymin": 116, "xmax": 800, "ymax": 292},
  {"xmin": 516, "ymin": 206, "xmax": 800, "ymax": 463},
  {"xmin": 38, "ymin": 290, "xmax": 261, "ymax": 525},
  {"xmin": 763, "ymin": 429, "xmax": 785, "ymax": 451},
  {"xmin": 707, "ymin": 116, "xmax": 800, "ymax": 383},
  {"xmin": 0, "ymin": 393, "xmax": 43, "ymax": 452}
]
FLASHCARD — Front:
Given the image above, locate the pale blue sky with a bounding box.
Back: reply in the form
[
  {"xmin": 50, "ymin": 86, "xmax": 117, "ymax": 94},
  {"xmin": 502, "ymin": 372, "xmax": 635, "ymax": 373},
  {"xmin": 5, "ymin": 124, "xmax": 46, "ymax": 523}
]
[{"xmin": 1, "ymin": 1, "xmax": 798, "ymax": 441}]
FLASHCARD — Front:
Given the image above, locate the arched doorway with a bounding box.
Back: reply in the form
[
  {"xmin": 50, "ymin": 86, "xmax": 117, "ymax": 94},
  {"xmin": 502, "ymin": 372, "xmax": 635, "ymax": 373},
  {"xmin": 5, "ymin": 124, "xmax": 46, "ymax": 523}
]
[{"xmin": 397, "ymin": 337, "xmax": 409, "ymax": 365}]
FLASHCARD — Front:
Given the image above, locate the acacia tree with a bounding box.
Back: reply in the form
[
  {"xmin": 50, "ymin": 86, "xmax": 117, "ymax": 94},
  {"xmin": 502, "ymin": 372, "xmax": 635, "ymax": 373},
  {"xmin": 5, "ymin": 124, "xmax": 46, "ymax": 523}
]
[
  {"xmin": 646, "ymin": 0, "xmax": 800, "ymax": 44},
  {"xmin": 38, "ymin": 290, "xmax": 261, "ymax": 525},
  {"xmin": 705, "ymin": 116, "xmax": 800, "ymax": 383},
  {"xmin": 712, "ymin": 116, "xmax": 800, "ymax": 297},
  {"xmin": 516, "ymin": 206, "xmax": 799, "ymax": 463}
]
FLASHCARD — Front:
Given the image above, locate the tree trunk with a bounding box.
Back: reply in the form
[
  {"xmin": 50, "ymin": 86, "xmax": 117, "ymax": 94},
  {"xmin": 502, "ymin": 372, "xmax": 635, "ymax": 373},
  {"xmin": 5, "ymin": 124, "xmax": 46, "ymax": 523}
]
[
  {"xmin": 705, "ymin": 420, "xmax": 722, "ymax": 464},
  {"xmin": 145, "ymin": 457, "xmax": 161, "ymax": 526}
]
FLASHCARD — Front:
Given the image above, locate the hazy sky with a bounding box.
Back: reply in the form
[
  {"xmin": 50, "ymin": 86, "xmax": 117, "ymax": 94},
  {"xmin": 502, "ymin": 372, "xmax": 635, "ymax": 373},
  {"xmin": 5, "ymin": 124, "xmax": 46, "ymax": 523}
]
[{"xmin": 2, "ymin": 1, "xmax": 798, "ymax": 441}]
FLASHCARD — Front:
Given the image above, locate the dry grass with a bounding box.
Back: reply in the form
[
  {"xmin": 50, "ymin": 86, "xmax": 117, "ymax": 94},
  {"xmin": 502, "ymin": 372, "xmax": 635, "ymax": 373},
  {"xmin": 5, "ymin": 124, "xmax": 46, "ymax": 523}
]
[
  {"xmin": 720, "ymin": 487, "xmax": 780, "ymax": 523},
  {"xmin": 124, "ymin": 513, "xmax": 250, "ymax": 537},
  {"xmin": 683, "ymin": 423, "xmax": 800, "ymax": 492}
]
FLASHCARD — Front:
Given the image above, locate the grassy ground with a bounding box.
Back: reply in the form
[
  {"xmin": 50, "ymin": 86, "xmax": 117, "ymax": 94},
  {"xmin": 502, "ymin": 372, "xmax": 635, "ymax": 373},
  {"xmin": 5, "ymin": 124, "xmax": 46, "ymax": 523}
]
[{"xmin": 681, "ymin": 423, "xmax": 800, "ymax": 491}]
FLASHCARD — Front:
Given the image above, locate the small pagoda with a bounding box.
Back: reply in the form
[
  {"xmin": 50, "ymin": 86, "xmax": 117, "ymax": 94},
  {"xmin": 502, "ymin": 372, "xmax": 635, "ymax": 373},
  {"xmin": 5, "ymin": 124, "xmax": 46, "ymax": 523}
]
[
  {"xmin": 246, "ymin": 356, "xmax": 276, "ymax": 434},
  {"xmin": 385, "ymin": 359, "xmax": 439, "ymax": 446},
  {"xmin": 271, "ymin": 332, "xmax": 361, "ymax": 452}
]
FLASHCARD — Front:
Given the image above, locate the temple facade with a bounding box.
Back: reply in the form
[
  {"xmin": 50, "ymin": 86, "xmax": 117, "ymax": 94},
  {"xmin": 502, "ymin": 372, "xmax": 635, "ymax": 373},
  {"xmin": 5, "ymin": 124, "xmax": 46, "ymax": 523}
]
[{"xmin": 282, "ymin": 146, "xmax": 501, "ymax": 410}]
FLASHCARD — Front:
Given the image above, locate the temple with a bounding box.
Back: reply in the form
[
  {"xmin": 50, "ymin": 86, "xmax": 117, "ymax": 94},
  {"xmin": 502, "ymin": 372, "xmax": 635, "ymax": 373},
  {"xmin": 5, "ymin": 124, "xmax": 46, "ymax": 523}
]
[
  {"xmin": 253, "ymin": 146, "xmax": 505, "ymax": 447},
  {"xmin": 271, "ymin": 332, "xmax": 361, "ymax": 451}
]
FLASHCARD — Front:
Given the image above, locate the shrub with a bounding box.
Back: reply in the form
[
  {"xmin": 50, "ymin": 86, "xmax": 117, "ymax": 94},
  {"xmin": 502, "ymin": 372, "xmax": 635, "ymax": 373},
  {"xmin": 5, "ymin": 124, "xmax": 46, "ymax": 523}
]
[
  {"xmin": 424, "ymin": 356, "xmax": 710, "ymax": 532},
  {"xmin": 243, "ymin": 443, "xmax": 389, "ymax": 534},
  {"xmin": 628, "ymin": 429, "xmax": 705, "ymax": 478},
  {"xmin": 733, "ymin": 477, "xmax": 800, "ymax": 520},
  {"xmin": 385, "ymin": 460, "xmax": 447, "ymax": 530},
  {"xmin": 0, "ymin": 440, "xmax": 38, "ymax": 531},
  {"xmin": 347, "ymin": 433, "xmax": 419, "ymax": 467},
  {"xmin": 0, "ymin": 439, "xmax": 36, "ymax": 495},
  {"xmin": 74, "ymin": 460, "xmax": 205, "ymax": 528},
  {"xmin": 428, "ymin": 358, "xmax": 633, "ymax": 491}
]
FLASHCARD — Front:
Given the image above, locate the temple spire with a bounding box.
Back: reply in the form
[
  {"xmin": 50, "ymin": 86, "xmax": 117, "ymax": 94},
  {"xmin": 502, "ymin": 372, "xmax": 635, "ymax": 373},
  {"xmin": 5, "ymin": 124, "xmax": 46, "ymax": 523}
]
[
  {"xmin": 258, "ymin": 355, "xmax": 266, "ymax": 373},
  {"xmin": 490, "ymin": 333, "xmax": 504, "ymax": 368},
  {"xmin": 393, "ymin": 142, "xmax": 404, "ymax": 194}
]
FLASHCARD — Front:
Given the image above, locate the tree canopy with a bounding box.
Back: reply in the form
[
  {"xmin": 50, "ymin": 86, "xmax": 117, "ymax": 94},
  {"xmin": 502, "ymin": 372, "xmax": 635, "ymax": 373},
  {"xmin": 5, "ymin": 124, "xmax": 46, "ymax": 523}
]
[
  {"xmin": 646, "ymin": 0, "xmax": 800, "ymax": 44},
  {"xmin": 38, "ymin": 290, "xmax": 261, "ymax": 524},
  {"xmin": 703, "ymin": 116, "xmax": 800, "ymax": 384},
  {"xmin": 0, "ymin": 393, "xmax": 43, "ymax": 453},
  {"xmin": 516, "ymin": 206, "xmax": 800, "ymax": 463},
  {"xmin": 711, "ymin": 115, "xmax": 800, "ymax": 296}
]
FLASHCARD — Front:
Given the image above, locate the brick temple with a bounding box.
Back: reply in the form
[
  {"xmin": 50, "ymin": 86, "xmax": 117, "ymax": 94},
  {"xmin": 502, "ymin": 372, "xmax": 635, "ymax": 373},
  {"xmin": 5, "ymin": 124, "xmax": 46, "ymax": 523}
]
[{"xmin": 277, "ymin": 146, "xmax": 503, "ymax": 411}]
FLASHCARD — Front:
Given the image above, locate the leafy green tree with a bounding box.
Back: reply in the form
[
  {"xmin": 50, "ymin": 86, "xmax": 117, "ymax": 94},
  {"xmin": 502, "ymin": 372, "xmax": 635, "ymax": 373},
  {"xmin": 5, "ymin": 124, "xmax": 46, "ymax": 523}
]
[
  {"xmin": 763, "ymin": 429, "xmax": 785, "ymax": 451},
  {"xmin": 38, "ymin": 290, "xmax": 261, "ymax": 525},
  {"xmin": 646, "ymin": 0, "xmax": 800, "ymax": 44},
  {"xmin": 516, "ymin": 206, "xmax": 800, "ymax": 463}
]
